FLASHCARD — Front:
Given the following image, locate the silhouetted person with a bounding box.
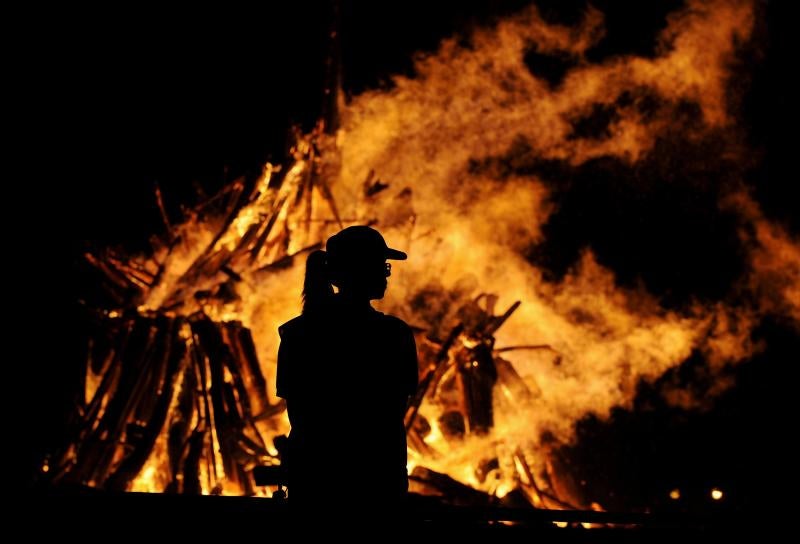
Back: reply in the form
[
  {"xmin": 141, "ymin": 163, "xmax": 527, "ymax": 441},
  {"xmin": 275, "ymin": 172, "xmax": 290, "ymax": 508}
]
[{"xmin": 276, "ymin": 226, "xmax": 418, "ymax": 517}]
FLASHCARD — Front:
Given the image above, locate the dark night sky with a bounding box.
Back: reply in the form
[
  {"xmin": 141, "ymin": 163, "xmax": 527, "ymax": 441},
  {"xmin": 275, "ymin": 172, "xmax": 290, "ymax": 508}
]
[
  {"xmin": 43, "ymin": 0, "xmax": 793, "ymax": 251},
  {"xmin": 27, "ymin": 1, "xmax": 796, "ymax": 508}
]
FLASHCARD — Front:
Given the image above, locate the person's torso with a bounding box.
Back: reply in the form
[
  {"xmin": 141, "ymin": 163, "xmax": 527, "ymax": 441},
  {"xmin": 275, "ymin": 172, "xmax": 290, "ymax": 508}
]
[{"xmin": 281, "ymin": 307, "xmax": 412, "ymax": 470}]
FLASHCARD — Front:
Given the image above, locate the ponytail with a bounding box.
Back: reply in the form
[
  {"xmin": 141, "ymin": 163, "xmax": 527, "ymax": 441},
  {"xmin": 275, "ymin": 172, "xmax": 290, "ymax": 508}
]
[{"xmin": 302, "ymin": 249, "xmax": 334, "ymax": 314}]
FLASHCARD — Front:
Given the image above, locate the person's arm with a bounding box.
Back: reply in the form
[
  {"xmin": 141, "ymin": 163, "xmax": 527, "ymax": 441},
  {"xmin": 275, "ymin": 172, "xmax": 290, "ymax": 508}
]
[
  {"xmin": 403, "ymin": 325, "xmax": 419, "ymax": 398},
  {"xmin": 276, "ymin": 326, "xmax": 290, "ymax": 400}
]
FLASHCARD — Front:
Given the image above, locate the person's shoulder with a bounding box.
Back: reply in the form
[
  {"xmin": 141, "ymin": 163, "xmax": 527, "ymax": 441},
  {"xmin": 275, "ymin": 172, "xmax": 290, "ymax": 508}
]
[
  {"xmin": 376, "ymin": 312, "xmax": 413, "ymax": 334},
  {"xmin": 278, "ymin": 315, "xmax": 305, "ymax": 337}
]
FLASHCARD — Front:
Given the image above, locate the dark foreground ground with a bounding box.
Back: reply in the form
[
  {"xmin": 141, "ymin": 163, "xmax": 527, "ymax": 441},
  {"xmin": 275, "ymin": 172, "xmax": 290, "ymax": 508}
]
[{"xmin": 25, "ymin": 487, "xmax": 757, "ymax": 542}]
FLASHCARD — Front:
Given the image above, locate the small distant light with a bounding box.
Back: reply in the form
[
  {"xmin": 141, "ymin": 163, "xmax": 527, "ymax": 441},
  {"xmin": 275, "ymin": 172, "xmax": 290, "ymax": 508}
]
[
  {"xmin": 669, "ymin": 489, "xmax": 681, "ymax": 500},
  {"xmin": 711, "ymin": 488, "xmax": 723, "ymax": 500},
  {"xmin": 108, "ymin": 310, "xmax": 120, "ymax": 318},
  {"xmin": 41, "ymin": 463, "xmax": 50, "ymax": 473},
  {"xmin": 554, "ymin": 521, "xmax": 568, "ymax": 528},
  {"xmin": 471, "ymin": 361, "xmax": 478, "ymax": 367}
]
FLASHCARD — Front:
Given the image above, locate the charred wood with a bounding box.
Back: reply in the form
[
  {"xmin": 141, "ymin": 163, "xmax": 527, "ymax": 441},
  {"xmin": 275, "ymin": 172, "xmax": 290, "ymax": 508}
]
[
  {"xmin": 106, "ymin": 320, "xmax": 187, "ymax": 491},
  {"xmin": 405, "ymin": 324, "xmax": 464, "ymax": 431},
  {"xmin": 456, "ymin": 341, "xmax": 497, "ymax": 435},
  {"xmin": 410, "ymin": 467, "xmax": 492, "ymax": 507}
]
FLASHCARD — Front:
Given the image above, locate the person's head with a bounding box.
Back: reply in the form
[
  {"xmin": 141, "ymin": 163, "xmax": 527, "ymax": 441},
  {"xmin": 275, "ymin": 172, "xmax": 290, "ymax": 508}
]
[{"xmin": 302, "ymin": 226, "xmax": 407, "ymax": 312}]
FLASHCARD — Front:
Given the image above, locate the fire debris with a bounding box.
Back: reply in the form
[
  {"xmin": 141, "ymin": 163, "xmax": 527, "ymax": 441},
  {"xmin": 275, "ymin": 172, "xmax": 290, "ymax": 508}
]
[{"xmin": 405, "ymin": 294, "xmax": 578, "ymax": 509}]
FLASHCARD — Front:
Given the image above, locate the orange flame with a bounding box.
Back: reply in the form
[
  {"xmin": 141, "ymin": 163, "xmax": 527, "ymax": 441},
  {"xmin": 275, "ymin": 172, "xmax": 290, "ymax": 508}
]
[{"xmin": 78, "ymin": 0, "xmax": 794, "ymax": 504}]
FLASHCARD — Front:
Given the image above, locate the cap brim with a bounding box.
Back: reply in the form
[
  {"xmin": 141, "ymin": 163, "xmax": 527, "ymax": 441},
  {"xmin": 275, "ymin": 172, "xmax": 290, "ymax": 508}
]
[{"xmin": 385, "ymin": 247, "xmax": 407, "ymax": 260}]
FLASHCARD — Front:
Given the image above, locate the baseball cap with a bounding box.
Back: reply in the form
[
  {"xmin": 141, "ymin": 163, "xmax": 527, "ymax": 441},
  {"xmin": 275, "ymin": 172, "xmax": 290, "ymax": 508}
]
[{"xmin": 326, "ymin": 226, "xmax": 407, "ymax": 261}]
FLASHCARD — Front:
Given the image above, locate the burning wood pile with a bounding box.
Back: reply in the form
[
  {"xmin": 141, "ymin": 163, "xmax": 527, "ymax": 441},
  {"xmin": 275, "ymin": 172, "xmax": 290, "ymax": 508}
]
[
  {"xmin": 52, "ymin": 313, "xmax": 280, "ymax": 494},
  {"xmin": 404, "ymin": 295, "xmax": 576, "ymax": 509},
  {"xmin": 51, "ymin": 125, "xmax": 341, "ymax": 494},
  {"xmin": 48, "ymin": 124, "xmax": 575, "ymax": 508}
]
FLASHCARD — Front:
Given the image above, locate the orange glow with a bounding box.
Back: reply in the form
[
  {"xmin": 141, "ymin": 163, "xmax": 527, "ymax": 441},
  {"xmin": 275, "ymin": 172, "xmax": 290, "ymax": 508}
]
[
  {"xmin": 56, "ymin": 0, "xmax": 793, "ymax": 509},
  {"xmin": 711, "ymin": 488, "xmax": 723, "ymax": 500}
]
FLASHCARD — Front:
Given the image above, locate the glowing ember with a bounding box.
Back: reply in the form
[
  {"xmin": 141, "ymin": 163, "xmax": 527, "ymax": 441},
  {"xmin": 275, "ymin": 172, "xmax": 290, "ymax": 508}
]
[
  {"xmin": 711, "ymin": 488, "xmax": 723, "ymax": 501},
  {"xmin": 669, "ymin": 489, "xmax": 680, "ymax": 500}
]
